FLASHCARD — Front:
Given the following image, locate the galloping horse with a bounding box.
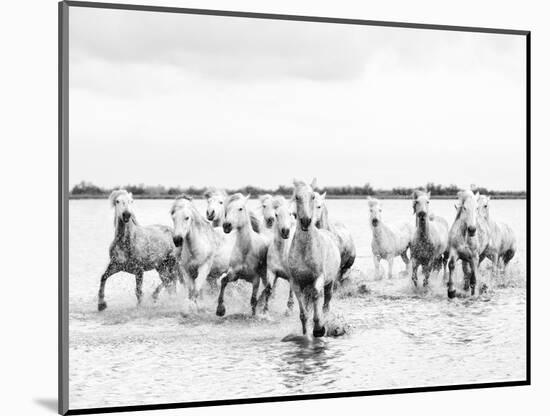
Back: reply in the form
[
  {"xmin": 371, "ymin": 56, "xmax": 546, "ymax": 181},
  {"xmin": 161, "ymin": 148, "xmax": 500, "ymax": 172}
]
[
  {"xmin": 288, "ymin": 180, "xmax": 341, "ymax": 337},
  {"xmin": 367, "ymin": 197, "xmax": 414, "ymax": 279},
  {"xmin": 477, "ymin": 194, "xmax": 516, "ymax": 277},
  {"xmin": 97, "ymin": 190, "xmax": 179, "ymax": 311},
  {"xmin": 264, "ymin": 196, "xmax": 296, "ymax": 312},
  {"xmin": 216, "ymin": 194, "xmax": 270, "ymax": 317},
  {"xmin": 204, "ymin": 188, "xmax": 227, "ymax": 228},
  {"xmin": 410, "ymin": 190, "xmax": 449, "ymax": 288},
  {"xmin": 447, "ymin": 190, "xmax": 489, "ymax": 297},
  {"xmin": 169, "ymin": 195, "xmax": 232, "ymax": 308},
  {"xmin": 313, "ymin": 190, "xmax": 356, "ymax": 282}
]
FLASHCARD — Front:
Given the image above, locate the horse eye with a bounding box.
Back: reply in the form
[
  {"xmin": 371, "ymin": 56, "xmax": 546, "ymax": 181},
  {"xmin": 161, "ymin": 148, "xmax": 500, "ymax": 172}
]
[
  {"xmin": 219, "ymin": 201, "xmax": 223, "ymax": 205},
  {"xmin": 185, "ymin": 217, "xmax": 190, "ymax": 220},
  {"xmin": 239, "ymin": 208, "xmax": 243, "ymax": 211}
]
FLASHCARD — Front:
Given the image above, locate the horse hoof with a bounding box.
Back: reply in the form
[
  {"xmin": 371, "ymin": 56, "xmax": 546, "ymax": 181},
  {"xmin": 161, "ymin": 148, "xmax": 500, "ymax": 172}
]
[
  {"xmin": 216, "ymin": 304, "xmax": 226, "ymax": 317},
  {"xmin": 98, "ymin": 301, "xmax": 107, "ymax": 312},
  {"xmin": 447, "ymin": 289, "xmax": 456, "ymax": 299},
  {"xmin": 313, "ymin": 326, "xmax": 326, "ymax": 338}
]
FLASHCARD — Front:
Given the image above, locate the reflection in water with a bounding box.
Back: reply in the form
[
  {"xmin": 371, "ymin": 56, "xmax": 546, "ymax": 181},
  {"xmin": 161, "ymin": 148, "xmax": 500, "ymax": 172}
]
[
  {"xmin": 278, "ymin": 338, "xmax": 342, "ymax": 391},
  {"xmin": 68, "ymin": 199, "xmax": 527, "ymax": 409}
]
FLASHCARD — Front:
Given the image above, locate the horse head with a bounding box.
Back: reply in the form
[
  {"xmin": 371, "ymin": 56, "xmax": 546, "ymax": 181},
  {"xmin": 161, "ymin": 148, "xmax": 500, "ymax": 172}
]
[
  {"xmin": 412, "ymin": 190, "xmax": 431, "ymax": 226},
  {"xmin": 259, "ymin": 194, "xmax": 276, "ymax": 228},
  {"xmin": 170, "ymin": 195, "xmax": 194, "ymax": 247},
  {"xmin": 477, "ymin": 194, "xmax": 491, "ymax": 220},
  {"xmin": 367, "ymin": 196, "xmax": 382, "ymax": 227},
  {"xmin": 273, "ymin": 196, "xmax": 293, "ymax": 239},
  {"xmin": 292, "ymin": 178, "xmax": 317, "ymax": 231},
  {"xmin": 457, "ymin": 190, "xmax": 479, "ymax": 237},
  {"xmin": 313, "ymin": 191, "xmax": 328, "ymax": 229},
  {"xmin": 204, "ymin": 188, "xmax": 226, "ymax": 223},
  {"xmin": 109, "ymin": 189, "xmax": 134, "ymax": 224},
  {"xmin": 223, "ymin": 193, "xmax": 250, "ymax": 234}
]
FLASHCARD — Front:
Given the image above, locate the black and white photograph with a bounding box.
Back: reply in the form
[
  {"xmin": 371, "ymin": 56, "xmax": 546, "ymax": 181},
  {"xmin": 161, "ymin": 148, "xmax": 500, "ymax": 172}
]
[{"xmin": 61, "ymin": 2, "xmax": 528, "ymax": 413}]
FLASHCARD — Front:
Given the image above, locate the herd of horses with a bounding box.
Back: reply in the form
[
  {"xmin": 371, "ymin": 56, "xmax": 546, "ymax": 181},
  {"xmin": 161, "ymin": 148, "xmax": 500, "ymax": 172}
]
[{"xmin": 97, "ymin": 179, "xmax": 516, "ymax": 337}]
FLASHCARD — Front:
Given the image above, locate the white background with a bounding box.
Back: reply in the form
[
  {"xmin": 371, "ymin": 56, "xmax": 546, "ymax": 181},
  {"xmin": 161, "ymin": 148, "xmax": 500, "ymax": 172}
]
[{"xmin": 0, "ymin": 0, "xmax": 547, "ymax": 415}]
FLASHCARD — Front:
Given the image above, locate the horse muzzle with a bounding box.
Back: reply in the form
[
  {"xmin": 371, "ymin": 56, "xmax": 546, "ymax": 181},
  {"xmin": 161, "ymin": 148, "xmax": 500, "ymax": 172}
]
[
  {"xmin": 173, "ymin": 235, "xmax": 183, "ymax": 247},
  {"xmin": 371, "ymin": 218, "xmax": 379, "ymax": 227},
  {"xmin": 206, "ymin": 211, "xmax": 215, "ymax": 221},
  {"xmin": 280, "ymin": 228, "xmax": 290, "ymax": 239},
  {"xmin": 266, "ymin": 217, "xmax": 274, "ymax": 228},
  {"xmin": 467, "ymin": 226, "xmax": 477, "ymax": 237},
  {"xmin": 122, "ymin": 211, "xmax": 131, "ymax": 223},
  {"xmin": 300, "ymin": 217, "xmax": 311, "ymax": 231},
  {"xmin": 222, "ymin": 222, "xmax": 232, "ymax": 234}
]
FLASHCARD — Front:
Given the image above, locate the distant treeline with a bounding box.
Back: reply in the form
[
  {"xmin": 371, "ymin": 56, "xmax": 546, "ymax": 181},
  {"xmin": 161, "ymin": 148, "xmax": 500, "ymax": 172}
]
[{"xmin": 69, "ymin": 181, "xmax": 526, "ymax": 199}]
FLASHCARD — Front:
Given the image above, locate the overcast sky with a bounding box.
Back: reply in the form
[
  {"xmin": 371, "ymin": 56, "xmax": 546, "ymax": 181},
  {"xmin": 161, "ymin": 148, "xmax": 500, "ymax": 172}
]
[{"xmin": 68, "ymin": 6, "xmax": 526, "ymax": 191}]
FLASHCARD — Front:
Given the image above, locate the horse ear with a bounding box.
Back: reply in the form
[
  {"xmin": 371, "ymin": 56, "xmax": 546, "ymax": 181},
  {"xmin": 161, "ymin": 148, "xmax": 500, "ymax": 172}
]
[
  {"xmin": 487, "ymin": 196, "xmax": 491, "ymax": 201},
  {"xmin": 321, "ymin": 192, "xmax": 327, "ymax": 199},
  {"xmin": 311, "ymin": 178, "xmax": 317, "ymax": 189},
  {"xmin": 412, "ymin": 201, "xmax": 417, "ymax": 215},
  {"xmin": 426, "ymin": 191, "xmax": 431, "ymax": 198},
  {"xmin": 245, "ymin": 194, "xmax": 251, "ymax": 201},
  {"xmin": 475, "ymin": 191, "xmax": 480, "ymax": 200},
  {"xmin": 454, "ymin": 203, "xmax": 459, "ymax": 211},
  {"xmin": 292, "ymin": 178, "xmax": 299, "ymax": 187}
]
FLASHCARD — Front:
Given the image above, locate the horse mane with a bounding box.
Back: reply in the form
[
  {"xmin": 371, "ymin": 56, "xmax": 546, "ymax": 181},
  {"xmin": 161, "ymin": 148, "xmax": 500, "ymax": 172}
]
[
  {"xmin": 272, "ymin": 195, "xmax": 287, "ymax": 210},
  {"xmin": 109, "ymin": 189, "xmax": 131, "ymax": 207},
  {"xmin": 259, "ymin": 194, "xmax": 272, "ymax": 204},
  {"xmin": 171, "ymin": 195, "xmax": 213, "ymax": 233},
  {"xmin": 204, "ymin": 187, "xmax": 227, "ymax": 200},
  {"xmin": 367, "ymin": 197, "xmax": 379, "ymax": 208}
]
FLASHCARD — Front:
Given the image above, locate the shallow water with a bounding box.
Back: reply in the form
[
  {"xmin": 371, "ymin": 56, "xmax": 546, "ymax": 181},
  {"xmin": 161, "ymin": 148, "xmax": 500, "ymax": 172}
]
[{"xmin": 68, "ymin": 199, "xmax": 527, "ymax": 409}]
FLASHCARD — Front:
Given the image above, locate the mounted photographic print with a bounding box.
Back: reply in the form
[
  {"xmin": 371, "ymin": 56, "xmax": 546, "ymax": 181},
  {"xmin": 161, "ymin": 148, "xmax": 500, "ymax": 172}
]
[{"xmin": 59, "ymin": 1, "xmax": 530, "ymax": 414}]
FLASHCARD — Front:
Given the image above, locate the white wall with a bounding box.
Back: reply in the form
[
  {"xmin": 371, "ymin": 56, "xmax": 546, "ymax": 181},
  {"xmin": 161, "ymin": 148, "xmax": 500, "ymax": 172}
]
[{"xmin": 1, "ymin": 0, "xmax": 546, "ymax": 415}]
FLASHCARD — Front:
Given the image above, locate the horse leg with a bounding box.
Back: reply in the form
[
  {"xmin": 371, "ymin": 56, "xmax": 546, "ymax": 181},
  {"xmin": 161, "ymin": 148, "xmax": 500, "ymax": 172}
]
[
  {"xmin": 286, "ymin": 284, "xmax": 295, "ymax": 312},
  {"xmin": 422, "ymin": 263, "xmax": 432, "ymax": 287},
  {"xmin": 400, "ymin": 251, "xmax": 410, "ymax": 276},
  {"xmin": 323, "ymin": 281, "xmax": 333, "ymax": 313},
  {"xmin": 292, "ymin": 282, "xmax": 308, "ymax": 335},
  {"xmin": 387, "ymin": 257, "xmax": 394, "ymax": 279},
  {"xmin": 193, "ymin": 262, "xmax": 212, "ymax": 310},
  {"xmin": 260, "ymin": 271, "xmax": 275, "ymax": 313},
  {"xmin": 502, "ymin": 249, "xmax": 515, "ymax": 275},
  {"xmin": 135, "ymin": 270, "xmax": 144, "ymax": 306},
  {"xmin": 97, "ymin": 262, "xmax": 120, "ymax": 311},
  {"xmin": 373, "ymin": 255, "xmax": 382, "ymax": 280},
  {"xmin": 216, "ymin": 270, "xmax": 234, "ymax": 317},
  {"xmin": 411, "ymin": 257, "xmax": 419, "ymax": 287},
  {"xmin": 469, "ymin": 255, "xmax": 479, "ymax": 296},
  {"xmin": 462, "ymin": 261, "xmax": 471, "ymax": 291},
  {"xmin": 258, "ymin": 269, "xmax": 275, "ymax": 313},
  {"xmin": 250, "ymin": 277, "xmax": 261, "ymax": 316},
  {"xmin": 312, "ymin": 278, "xmax": 326, "ymax": 338},
  {"xmin": 447, "ymin": 251, "xmax": 457, "ymax": 298}
]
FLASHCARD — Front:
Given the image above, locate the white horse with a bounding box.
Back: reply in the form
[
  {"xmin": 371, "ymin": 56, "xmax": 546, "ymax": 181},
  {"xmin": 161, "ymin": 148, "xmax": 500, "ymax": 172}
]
[
  {"xmin": 288, "ymin": 179, "xmax": 341, "ymax": 337},
  {"xmin": 204, "ymin": 188, "xmax": 227, "ymax": 228},
  {"xmin": 367, "ymin": 197, "xmax": 414, "ymax": 279},
  {"xmin": 216, "ymin": 194, "xmax": 270, "ymax": 316},
  {"xmin": 477, "ymin": 194, "xmax": 516, "ymax": 277},
  {"xmin": 447, "ymin": 190, "xmax": 490, "ymax": 297},
  {"xmin": 314, "ymin": 190, "xmax": 356, "ymax": 282},
  {"xmin": 410, "ymin": 190, "xmax": 449, "ymax": 288},
  {"xmin": 169, "ymin": 195, "xmax": 232, "ymax": 308},
  {"xmin": 264, "ymin": 196, "xmax": 296, "ymax": 312},
  {"xmin": 98, "ymin": 190, "xmax": 180, "ymax": 311}
]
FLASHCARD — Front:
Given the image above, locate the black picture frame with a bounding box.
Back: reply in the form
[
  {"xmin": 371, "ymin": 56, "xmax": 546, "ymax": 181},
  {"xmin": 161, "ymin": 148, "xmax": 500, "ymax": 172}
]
[{"xmin": 58, "ymin": 1, "xmax": 531, "ymax": 414}]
